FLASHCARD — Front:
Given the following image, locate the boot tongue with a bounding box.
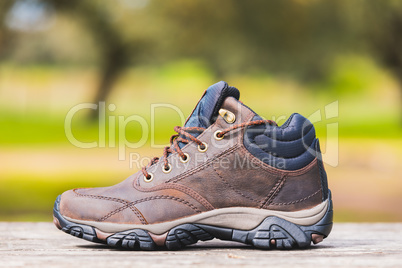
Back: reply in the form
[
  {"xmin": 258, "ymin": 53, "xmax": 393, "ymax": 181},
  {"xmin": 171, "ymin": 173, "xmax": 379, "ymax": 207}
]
[
  {"xmin": 178, "ymin": 81, "xmax": 239, "ymax": 148},
  {"xmin": 184, "ymin": 81, "xmax": 240, "ymax": 129}
]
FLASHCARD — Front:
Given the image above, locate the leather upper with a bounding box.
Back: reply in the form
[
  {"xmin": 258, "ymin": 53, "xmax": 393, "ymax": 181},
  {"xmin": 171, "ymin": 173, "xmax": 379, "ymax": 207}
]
[{"xmin": 60, "ymin": 96, "xmax": 326, "ymax": 226}]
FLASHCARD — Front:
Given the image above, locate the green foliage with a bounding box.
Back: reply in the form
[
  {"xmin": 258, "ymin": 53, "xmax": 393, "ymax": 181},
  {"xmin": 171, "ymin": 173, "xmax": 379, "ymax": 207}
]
[{"xmin": 1, "ymin": 0, "xmax": 401, "ymax": 82}]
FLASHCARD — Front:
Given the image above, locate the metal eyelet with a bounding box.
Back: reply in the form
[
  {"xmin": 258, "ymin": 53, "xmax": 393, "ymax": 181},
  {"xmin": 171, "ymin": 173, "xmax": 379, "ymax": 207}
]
[
  {"xmin": 219, "ymin": 108, "xmax": 236, "ymax": 124},
  {"xmin": 214, "ymin": 130, "xmax": 224, "ymax": 141},
  {"xmin": 162, "ymin": 164, "xmax": 172, "ymax": 174},
  {"xmin": 144, "ymin": 173, "xmax": 154, "ymax": 182},
  {"xmin": 180, "ymin": 153, "xmax": 190, "ymax": 163},
  {"xmin": 197, "ymin": 142, "xmax": 208, "ymax": 152}
]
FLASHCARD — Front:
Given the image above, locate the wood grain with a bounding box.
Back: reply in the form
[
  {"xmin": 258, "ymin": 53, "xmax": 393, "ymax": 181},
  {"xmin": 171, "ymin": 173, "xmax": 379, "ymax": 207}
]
[{"xmin": 0, "ymin": 222, "xmax": 401, "ymax": 267}]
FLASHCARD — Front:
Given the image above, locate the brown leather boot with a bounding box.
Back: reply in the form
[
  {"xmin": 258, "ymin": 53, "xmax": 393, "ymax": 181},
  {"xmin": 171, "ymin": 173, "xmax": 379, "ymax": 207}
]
[{"xmin": 53, "ymin": 81, "xmax": 332, "ymax": 250}]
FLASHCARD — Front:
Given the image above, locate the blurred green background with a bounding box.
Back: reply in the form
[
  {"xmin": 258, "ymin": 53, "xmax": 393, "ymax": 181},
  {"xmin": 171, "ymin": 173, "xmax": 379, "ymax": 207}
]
[{"xmin": 0, "ymin": 0, "xmax": 401, "ymax": 222}]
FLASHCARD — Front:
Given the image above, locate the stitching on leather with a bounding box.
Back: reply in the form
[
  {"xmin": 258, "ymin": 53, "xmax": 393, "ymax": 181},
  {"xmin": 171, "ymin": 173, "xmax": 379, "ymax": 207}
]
[
  {"xmin": 249, "ymin": 132, "xmax": 315, "ymax": 160},
  {"xmin": 73, "ymin": 189, "xmax": 147, "ymax": 224},
  {"xmin": 240, "ymin": 112, "xmax": 317, "ymax": 174},
  {"xmin": 98, "ymin": 205, "xmax": 128, "ymax": 222},
  {"xmin": 166, "ymin": 144, "xmax": 241, "ymax": 183},
  {"xmin": 239, "ymin": 146, "xmax": 285, "ymax": 175},
  {"xmin": 98, "ymin": 204, "xmax": 146, "ymax": 223},
  {"xmin": 74, "ymin": 189, "xmax": 130, "ymax": 205},
  {"xmin": 260, "ymin": 174, "xmax": 287, "ymax": 208},
  {"xmin": 249, "ymin": 124, "xmax": 314, "ymax": 143},
  {"xmin": 212, "ymin": 166, "xmax": 259, "ymax": 202},
  {"xmin": 239, "ymin": 145, "xmax": 318, "ymax": 176},
  {"xmin": 127, "ymin": 205, "xmax": 148, "ymax": 224},
  {"xmin": 133, "ymin": 181, "xmax": 214, "ymax": 210},
  {"xmin": 270, "ymin": 189, "xmax": 322, "ymax": 206},
  {"xmin": 98, "ymin": 195, "xmax": 202, "ymax": 221}
]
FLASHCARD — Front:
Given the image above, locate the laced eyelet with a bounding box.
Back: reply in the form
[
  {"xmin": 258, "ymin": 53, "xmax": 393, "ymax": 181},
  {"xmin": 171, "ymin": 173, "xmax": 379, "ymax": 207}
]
[
  {"xmin": 144, "ymin": 173, "xmax": 154, "ymax": 182},
  {"xmin": 180, "ymin": 153, "xmax": 190, "ymax": 163},
  {"xmin": 197, "ymin": 142, "xmax": 208, "ymax": 152},
  {"xmin": 162, "ymin": 164, "xmax": 172, "ymax": 174},
  {"xmin": 214, "ymin": 130, "xmax": 224, "ymax": 140}
]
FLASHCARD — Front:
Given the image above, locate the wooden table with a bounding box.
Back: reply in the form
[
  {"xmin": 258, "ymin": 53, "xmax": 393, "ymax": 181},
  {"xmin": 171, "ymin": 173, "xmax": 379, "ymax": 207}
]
[{"xmin": 1, "ymin": 222, "xmax": 401, "ymax": 267}]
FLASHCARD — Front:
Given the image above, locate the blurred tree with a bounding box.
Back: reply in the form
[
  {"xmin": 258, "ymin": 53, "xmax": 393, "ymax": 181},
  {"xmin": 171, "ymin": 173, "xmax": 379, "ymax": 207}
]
[
  {"xmin": 1, "ymin": 0, "xmax": 401, "ymax": 119},
  {"xmin": 364, "ymin": 1, "xmax": 402, "ymax": 86},
  {"xmin": 42, "ymin": 0, "xmax": 132, "ymax": 119},
  {"xmin": 155, "ymin": 0, "xmax": 355, "ymax": 81},
  {"xmin": 0, "ymin": 1, "xmax": 15, "ymax": 59}
]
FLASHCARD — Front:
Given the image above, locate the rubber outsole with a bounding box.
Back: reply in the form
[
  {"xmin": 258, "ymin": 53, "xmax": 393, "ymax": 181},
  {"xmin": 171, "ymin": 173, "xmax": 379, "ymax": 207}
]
[{"xmin": 53, "ymin": 191, "xmax": 333, "ymax": 250}]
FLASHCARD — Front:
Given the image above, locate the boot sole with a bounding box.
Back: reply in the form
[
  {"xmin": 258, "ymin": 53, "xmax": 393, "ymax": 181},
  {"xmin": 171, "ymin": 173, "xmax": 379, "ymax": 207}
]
[{"xmin": 53, "ymin": 191, "xmax": 333, "ymax": 250}]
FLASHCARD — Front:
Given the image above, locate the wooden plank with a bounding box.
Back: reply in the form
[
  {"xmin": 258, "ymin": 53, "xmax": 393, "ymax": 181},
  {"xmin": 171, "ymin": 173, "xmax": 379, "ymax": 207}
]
[{"xmin": 0, "ymin": 223, "xmax": 401, "ymax": 267}]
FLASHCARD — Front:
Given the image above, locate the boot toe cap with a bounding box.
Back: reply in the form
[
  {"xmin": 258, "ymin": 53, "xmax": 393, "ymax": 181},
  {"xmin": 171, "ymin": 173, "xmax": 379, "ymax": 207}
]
[{"xmin": 58, "ymin": 188, "xmax": 126, "ymax": 223}]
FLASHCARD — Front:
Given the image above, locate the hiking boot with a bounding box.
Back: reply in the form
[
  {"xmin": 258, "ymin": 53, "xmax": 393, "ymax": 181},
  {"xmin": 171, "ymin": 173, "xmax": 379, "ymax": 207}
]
[{"xmin": 53, "ymin": 81, "xmax": 333, "ymax": 250}]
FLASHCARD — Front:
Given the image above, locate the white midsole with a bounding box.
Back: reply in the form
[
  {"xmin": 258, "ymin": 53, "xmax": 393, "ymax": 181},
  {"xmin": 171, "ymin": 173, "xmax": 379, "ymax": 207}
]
[{"xmin": 65, "ymin": 199, "xmax": 329, "ymax": 235}]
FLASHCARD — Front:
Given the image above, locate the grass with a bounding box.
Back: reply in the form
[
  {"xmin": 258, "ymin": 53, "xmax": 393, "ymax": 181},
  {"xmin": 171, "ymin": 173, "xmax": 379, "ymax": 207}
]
[{"xmin": 0, "ymin": 173, "xmax": 124, "ymax": 221}]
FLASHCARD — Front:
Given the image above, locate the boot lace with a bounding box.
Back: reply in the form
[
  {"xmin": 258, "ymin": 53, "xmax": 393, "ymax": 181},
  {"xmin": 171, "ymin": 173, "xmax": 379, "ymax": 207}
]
[{"xmin": 142, "ymin": 119, "xmax": 277, "ymax": 180}]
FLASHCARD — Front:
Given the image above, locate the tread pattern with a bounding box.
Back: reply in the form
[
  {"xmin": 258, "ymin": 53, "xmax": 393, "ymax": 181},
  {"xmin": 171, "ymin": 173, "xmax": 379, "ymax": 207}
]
[
  {"xmin": 107, "ymin": 230, "xmax": 155, "ymax": 250},
  {"xmin": 166, "ymin": 224, "xmax": 214, "ymax": 250},
  {"xmin": 53, "ymin": 191, "xmax": 333, "ymax": 250}
]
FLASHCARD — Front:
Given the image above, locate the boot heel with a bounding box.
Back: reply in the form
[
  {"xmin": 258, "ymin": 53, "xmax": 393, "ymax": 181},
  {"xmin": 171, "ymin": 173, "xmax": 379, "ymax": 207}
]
[{"xmin": 248, "ymin": 190, "xmax": 333, "ymax": 249}]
